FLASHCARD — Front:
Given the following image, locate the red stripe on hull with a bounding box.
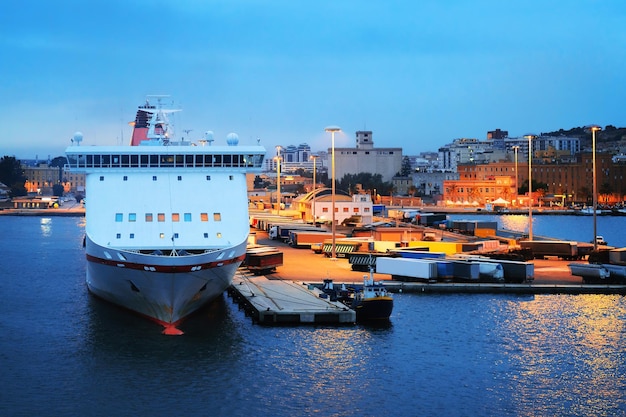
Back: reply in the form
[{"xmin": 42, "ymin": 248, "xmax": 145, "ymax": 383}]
[{"xmin": 86, "ymin": 253, "xmax": 246, "ymax": 273}]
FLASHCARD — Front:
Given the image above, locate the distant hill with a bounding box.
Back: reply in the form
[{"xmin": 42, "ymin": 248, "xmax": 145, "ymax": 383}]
[{"xmin": 541, "ymin": 125, "xmax": 626, "ymax": 143}]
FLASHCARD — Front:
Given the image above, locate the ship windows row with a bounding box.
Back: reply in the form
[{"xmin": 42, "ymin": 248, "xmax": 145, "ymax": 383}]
[
  {"xmin": 69, "ymin": 153, "xmax": 264, "ymax": 169},
  {"xmin": 115, "ymin": 232, "xmax": 221, "ymax": 239},
  {"xmin": 115, "ymin": 212, "xmax": 222, "ymax": 222},
  {"xmin": 101, "ymin": 175, "xmax": 220, "ymax": 181}
]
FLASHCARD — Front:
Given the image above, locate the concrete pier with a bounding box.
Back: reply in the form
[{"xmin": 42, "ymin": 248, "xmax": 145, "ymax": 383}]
[
  {"xmin": 383, "ymin": 282, "xmax": 626, "ymax": 295},
  {"xmin": 228, "ymin": 272, "xmax": 355, "ymax": 325}
]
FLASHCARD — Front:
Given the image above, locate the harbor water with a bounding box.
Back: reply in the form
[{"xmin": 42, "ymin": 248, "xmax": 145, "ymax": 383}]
[
  {"xmin": 448, "ymin": 212, "xmax": 626, "ymax": 248},
  {"xmin": 1, "ymin": 216, "xmax": 625, "ymax": 417}
]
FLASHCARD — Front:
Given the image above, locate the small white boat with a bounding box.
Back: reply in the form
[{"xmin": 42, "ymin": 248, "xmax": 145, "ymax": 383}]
[{"xmin": 578, "ymin": 207, "xmax": 602, "ymax": 215}]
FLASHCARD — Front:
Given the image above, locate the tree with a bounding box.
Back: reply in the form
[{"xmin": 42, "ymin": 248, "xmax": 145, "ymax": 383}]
[
  {"xmin": 337, "ymin": 172, "xmax": 393, "ymax": 195},
  {"xmin": 599, "ymin": 182, "xmax": 613, "ymax": 203},
  {"xmin": 49, "ymin": 156, "xmax": 66, "ymax": 183},
  {"xmin": 400, "ymin": 156, "xmax": 412, "ymax": 177},
  {"xmin": 53, "ymin": 184, "xmax": 65, "ymax": 197},
  {"xmin": 518, "ymin": 179, "xmax": 548, "ymax": 195},
  {"xmin": 0, "ymin": 156, "xmax": 27, "ymax": 197},
  {"xmin": 578, "ymin": 186, "xmax": 591, "ymax": 204}
]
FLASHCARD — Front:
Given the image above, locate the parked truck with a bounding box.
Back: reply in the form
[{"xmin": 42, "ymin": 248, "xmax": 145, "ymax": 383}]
[
  {"xmin": 268, "ymin": 224, "xmax": 321, "ymax": 241},
  {"xmin": 519, "ymin": 240, "xmax": 581, "ymax": 260},
  {"xmin": 244, "ymin": 246, "xmax": 283, "ymax": 275},
  {"xmin": 375, "ymin": 257, "xmax": 438, "ymax": 282},
  {"xmin": 288, "ymin": 230, "xmax": 346, "ymax": 248}
]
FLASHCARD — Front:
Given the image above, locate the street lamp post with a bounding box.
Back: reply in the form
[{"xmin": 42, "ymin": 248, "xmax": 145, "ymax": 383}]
[
  {"xmin": 524, "ymin": 134, "xmax": 537, "ymax": 240},
  {"xmin": 275, "ymin": 146, "xmax": 282, "ymax": 214},
  {"xmin": 590, "ymin": 125, "xmax": 602, "ymax": 250},
  {"xmin": 512, "ymin": 145, "xmax": 520, "ymax": 203},
  {"xmin": 310, "ymin": 154, "xmax": 319, "ymax": 224},
  {"xmin": 325, "ymin": 126, "xmax": 341, "ymax": 259}
]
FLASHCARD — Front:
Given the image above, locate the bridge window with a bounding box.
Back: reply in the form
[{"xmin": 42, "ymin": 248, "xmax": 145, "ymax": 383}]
[
  {"xmin": 213, "ymin": 213, "xmax": 221, "ymax": 221},
  {"xmin": 184, "ymin": 213, "xmax": 192, "ymax": 222},
  {"xmin": 172, "ymin": 213, "xmax": 180, "ymax": 222},
  {"xmin": 145, "ymin": 213, "xmax": 153, "ymax": 222},
  {"xmin": 200, "ymin": 213, "xmax": 208, "ymax": 222},
  {"xmin": 115, "ymin": 213, "xmax": 123, "ymax": 222},
  {"xmin": 158, "ymin": 213, "xmax": 165, "ymax": 222},
  {"xmin": 129, "ymin": 213, "xmax": 137, "ymax": 222}
]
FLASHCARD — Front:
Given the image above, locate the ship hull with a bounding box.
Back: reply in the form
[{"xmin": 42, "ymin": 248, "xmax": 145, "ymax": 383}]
[
  {"xmin": 85, "ymin": 236, "xmax": 246, "ymax": 325},
  {"xmin": 352, "ymin": 297, "xmax": 394, "ymax": 321}
]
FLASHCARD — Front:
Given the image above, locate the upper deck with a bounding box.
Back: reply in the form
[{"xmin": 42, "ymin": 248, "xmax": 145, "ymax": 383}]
[{"xmin": 65, "ymin": 145, "xmax": 266, "ymax": 172}]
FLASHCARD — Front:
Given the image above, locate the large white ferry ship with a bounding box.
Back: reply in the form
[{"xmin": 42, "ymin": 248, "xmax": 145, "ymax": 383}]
[{"xmin": 65, "ymin": 96, "xmax": 265, "ymax": 334}]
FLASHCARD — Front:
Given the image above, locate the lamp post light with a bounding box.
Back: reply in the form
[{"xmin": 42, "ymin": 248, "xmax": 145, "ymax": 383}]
[
  {"xmin": 275, "ymin": 146, "xmax": 282, "ymax": 214},
  {"xmin": 524, "ymin": 134, "xmax": 537, "ymax": 240},
  {"xmin": 310, "ymin": 154, "xmax": 319, "ymax": 224},
  {"xmin": 512, "ymin": 145, "xmax": 520, "ymax": 203},
  {"xmin": 325, "ymin": 126, "xmax": 341, "ymax": 259},
  {"xmin": 590, "ymin": 125, "xmax": 602, "ymax": 250}
]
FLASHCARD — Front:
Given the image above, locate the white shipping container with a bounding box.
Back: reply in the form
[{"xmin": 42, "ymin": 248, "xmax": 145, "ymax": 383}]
[{"xmin": 376, "ymin": 257, "xmax": 438, "ymax": 280}]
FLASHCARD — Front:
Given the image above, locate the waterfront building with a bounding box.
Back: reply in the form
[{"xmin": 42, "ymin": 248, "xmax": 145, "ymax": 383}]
[
  {"xmin": 411, "ymin": 170, "xmax": 459, "ymax": 198},
  {"xmin": 263, "ymin": 143, "xmax": 327, "ymax": 174},
  {"xmin": 22, "ymin": 163, "xmax": 85, "ymax": 196},
  {"xmin": 438, "ymin": 138, "xmax": 504, "ymax": 171},
  {"xmin": 391, "ymin": 175, "xmax": 413, "ymax": 196},
  {"xmin": 331, "ymin": 131, "xmax": 402, "ymax": 182},
  {"xmin": 449, "ymin": 151, "xmax": 626, "ymax": 205},
  {"xmin": 291, "ymin": 188, "xmax": 373, "ymax": 225},
  {"xmin": 442, "ymin": 175, "xmax": 516, "ymax": 206}
]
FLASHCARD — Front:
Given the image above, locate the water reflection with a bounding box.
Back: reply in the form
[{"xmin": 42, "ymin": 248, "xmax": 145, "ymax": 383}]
[
  {"xmin": 40, "ymin": 217, "xmax": 52, "ymax": 237},
  {"xmin": 499, "ymin": 214, "xmax": 531, "ymax": 234},
  {"xmin": 497, "ymin": 294, "xmax": 626, "ymax": 416}
]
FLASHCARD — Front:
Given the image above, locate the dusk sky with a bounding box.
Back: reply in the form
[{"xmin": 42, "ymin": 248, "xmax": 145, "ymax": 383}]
[{"xmin": 2, "ymin": 0, "xmax": 625, "ymax": 160}]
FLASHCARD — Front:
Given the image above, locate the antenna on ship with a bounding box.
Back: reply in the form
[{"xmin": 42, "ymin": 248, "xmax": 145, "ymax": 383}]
[
  {"xmin": 71, "ymin": 132, "xmax": 83, "ymax": 146},
  {"xmin": 205, "ymin": 131, "xmax": 214, "ymax": 146}
]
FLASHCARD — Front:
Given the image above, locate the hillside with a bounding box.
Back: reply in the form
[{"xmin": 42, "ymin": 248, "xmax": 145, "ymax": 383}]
[{"xmin": 541, "ymin": 125, "xmax": 626, "ymax": 143}]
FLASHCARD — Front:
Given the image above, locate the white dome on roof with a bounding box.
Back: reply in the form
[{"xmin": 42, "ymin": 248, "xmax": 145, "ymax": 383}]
[{"xmin": 226, "ymin": 133, "xmax": 239, "ymax": 146}]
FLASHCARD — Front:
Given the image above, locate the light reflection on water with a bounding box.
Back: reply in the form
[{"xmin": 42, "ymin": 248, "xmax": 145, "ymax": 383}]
[
  {"xmin": 449, "ymin": 213, "xmax": 626, "ymax": 247},
  {"xmin": 39, "ymin": 217, "xmax": 52, "ymax": 237},
  {"xmin": 497, "ymin": 295, "xmax": 626, "ymax": 417}
]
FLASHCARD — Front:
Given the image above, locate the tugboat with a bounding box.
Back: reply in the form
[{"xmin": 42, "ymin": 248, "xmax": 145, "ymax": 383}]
[
  {"xmin": 322, "ymin": 268, "xmax": 393, "ymax": 322},
  {"xmin": 349, "ymin": 267, "xmax": 394, "ymax": 322}
]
